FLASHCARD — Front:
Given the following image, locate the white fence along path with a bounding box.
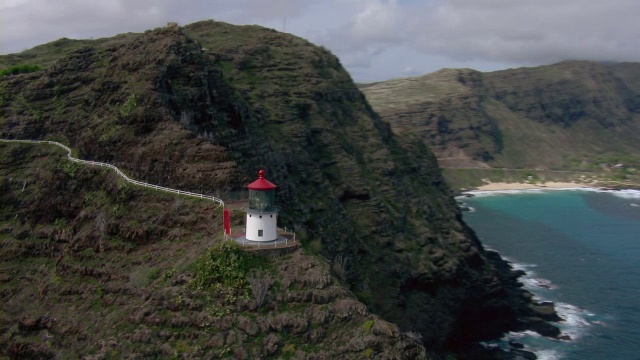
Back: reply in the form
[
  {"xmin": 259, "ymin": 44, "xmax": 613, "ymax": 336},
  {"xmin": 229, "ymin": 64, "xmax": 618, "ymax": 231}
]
[{"xmin": 0, "ymin": 139, "xmax": 225, "ymax": 207}]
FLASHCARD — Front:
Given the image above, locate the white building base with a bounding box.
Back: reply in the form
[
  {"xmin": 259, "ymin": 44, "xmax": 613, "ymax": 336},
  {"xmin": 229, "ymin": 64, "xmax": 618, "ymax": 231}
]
[{"xmin": 245, "ymin": 210, "xmax": 278, "ymax": 241}]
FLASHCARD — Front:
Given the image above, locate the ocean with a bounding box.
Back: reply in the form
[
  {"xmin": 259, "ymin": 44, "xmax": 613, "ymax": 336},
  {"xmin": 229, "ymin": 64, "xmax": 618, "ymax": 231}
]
[{"xmin": 460, "ymin": 189, "xmax": 640, "ymax": 360}]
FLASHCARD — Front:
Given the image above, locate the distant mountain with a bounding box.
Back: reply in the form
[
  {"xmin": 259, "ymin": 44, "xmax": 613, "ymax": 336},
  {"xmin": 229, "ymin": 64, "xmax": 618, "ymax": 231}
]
[
  {"xmin": 361, "ymin": 61, "xmax": 640, "ymax": 188},
  {"xmin": 1, "ymin": 20, "xmax": 557, "ymax": 358}
]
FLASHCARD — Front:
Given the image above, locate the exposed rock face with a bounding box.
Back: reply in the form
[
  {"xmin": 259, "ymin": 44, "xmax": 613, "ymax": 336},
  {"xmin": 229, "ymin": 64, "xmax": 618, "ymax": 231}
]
[
  {"xmin": 1, "ymin": 20, "xmax": 558, "ymax": 357},
  {"xmin": 361, "ymin": 61, "xmax": 640, "ymax": 171},
  {"xmin": 0, "ymin": 144, "xmax": 427, "ymax": 359}
]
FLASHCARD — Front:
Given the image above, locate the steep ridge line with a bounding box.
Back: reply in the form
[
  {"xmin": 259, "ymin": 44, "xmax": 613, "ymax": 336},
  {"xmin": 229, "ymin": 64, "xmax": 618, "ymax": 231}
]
[{"xmin": 0, "ymin": 139, "xmax": 225, "ymax": 207}]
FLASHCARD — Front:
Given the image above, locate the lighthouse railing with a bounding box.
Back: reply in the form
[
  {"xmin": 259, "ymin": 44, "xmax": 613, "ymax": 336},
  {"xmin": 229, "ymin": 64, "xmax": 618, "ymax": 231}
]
[
  {"xmin": 0, "ymin": 139, "xmax": 307, "ymax": 250},
  {"xmin": 0, "ymin": 139, "xmax": 225, "ymax": 207}
]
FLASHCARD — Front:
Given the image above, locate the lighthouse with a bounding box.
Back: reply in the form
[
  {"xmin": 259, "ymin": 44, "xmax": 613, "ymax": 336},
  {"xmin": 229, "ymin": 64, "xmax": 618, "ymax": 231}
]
[{"xmin": 245, "ymin": 169, "xmax": 278, "ymax": 241}]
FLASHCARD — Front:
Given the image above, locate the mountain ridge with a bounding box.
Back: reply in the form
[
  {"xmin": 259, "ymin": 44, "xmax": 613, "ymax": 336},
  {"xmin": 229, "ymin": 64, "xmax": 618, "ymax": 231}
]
[
  {"xmin": 360, "ymin": 61, "xmax": 640, "ymax": 189},
  {"xmin": 2, "ymin": 20, "xmax": 558, "ymax": 358}
]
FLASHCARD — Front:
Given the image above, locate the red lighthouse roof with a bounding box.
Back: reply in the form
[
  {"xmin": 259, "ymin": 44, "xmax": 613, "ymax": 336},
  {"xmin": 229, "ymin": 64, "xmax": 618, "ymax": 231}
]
[{"xmin": 247, "ymin": 169, "xmax": 277, "ymax": 190}]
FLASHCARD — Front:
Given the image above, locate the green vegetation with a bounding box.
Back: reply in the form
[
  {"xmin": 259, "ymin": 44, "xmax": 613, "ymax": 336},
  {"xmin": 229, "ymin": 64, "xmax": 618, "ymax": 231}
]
[
  {"xmin": 119, "ymin": 93, "xmax": 138, "ymax": 118},
  {"xmin": 362, "ymin": 61, "xmax": 640, "ymax": 190},
  {"xmin": 2, "ymin": 141, "xmax": 427, "ymax": 358},
  {"xmin": 362, "ymin": 348, "xmax": 375, "ymax": 359},
  {"xmin": 191, "ymin": 241, "xmax": 268, "ymax": 302},
  {"xmin": 0, "ymin": 64, "xmax": 42, "ymax": 76},
  {"xmin": 0, "ymin": 19, "xmax": 559, "ymax": 359},
  {"xmin": 56, "ymin": 159, "xmax": 83, "ymax": 178},
  {"xmin": 147, "ymin": 267, "xmax": 161, "ymax": 282},
  {"xmin": 362, "ymin": 319, "xmax": 375, "ymax": 334}
]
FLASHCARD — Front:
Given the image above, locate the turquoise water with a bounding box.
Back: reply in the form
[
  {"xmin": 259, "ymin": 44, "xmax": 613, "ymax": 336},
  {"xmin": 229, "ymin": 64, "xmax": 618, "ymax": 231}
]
[{"xmin": 461, "ymin": 190, "xmax": 640, "ymax": 360}]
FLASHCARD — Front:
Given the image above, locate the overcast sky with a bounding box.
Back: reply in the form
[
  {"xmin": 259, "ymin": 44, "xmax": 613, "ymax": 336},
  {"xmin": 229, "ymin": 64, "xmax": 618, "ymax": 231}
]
[{"xmin": 2, "ymin": 0, "xmax": 639, "ymax": 82}]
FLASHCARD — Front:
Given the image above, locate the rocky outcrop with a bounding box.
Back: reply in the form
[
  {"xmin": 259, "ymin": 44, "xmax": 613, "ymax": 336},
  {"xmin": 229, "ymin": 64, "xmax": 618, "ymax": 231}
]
[
  {"xmin": 0, "ymin": 144, "xmax": 426, "ymax": 359},
  {"xmin": 1, "ymin": 21, "xmax": 560, "ymax": 357},
  {"xmin": 361, "ymin": 61, "xmax": 640, "ymax": 171}
]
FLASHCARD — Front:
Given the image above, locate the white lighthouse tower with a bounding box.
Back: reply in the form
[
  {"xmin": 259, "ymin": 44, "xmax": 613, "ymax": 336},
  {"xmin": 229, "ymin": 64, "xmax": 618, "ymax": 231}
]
[{"xmin": 245, "ymin": 169, "xmax": 278, "ymax": 241}]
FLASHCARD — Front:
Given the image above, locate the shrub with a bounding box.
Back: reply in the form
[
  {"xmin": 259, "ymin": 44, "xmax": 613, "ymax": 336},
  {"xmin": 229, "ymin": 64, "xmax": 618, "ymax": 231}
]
[
  {"xmin": 0, "ymin": 64, "xmax": 43, "ymax": 76},
  {"xmin": 119, "ymin": 94, "xmax": 138, "ymax": 118},
  {"xmin": 192, "ymin": 242, "xmax": 268, "ymax": 304},
  {"xmin": 281, "ymin": 344, "xmax": 295, "ymax": 354},
  {"xmin": 362, "ymin": 319, "xmax": 375, "ymax": 334},
  {"xmin": 57, "ymin": 160, "xmax": 83, "ymax": 178},
  {"xmin": 147, "ymin": 267, "xmax": 161, "ymax": 282},
  {"xmin": 362, "ymin": 348, "xmax": 374, "ymax": 359}
]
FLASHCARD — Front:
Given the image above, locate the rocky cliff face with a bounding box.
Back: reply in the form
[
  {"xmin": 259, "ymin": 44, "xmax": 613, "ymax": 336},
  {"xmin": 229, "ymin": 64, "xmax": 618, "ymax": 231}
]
[
  {"xmin": 361, "ymin": 61, "xmax": 640, "ymax": 173},
  {"xmin": 1, "ymin": 20, "xmax": 554, "ymax": 357},
  {"xmin": 0, "ymin": 143, "xmax": 427, "ymax": 359}
]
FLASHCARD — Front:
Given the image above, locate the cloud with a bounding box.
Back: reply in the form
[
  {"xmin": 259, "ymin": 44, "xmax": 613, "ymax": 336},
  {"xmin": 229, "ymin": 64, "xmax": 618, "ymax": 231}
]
[
  {"xmin": 2, "ymin": 0, "xmax": 638, "ymax": 81},
  {"xmin": 405, "ymin": 0, "xmax": 640, "ymax": 64},
  {"xmin": 238, "ymin": 0, "xmax": 315, "ymax": 20},
  {"xmin": 351, "ymin": 0, "xmax": 402, "ymax": 43},
  {"xmin": 3, "ymin": 0, "xmax": 174, "ymax": 52},
  {"xmin": 1, "ymin": 0, "xmax": 315, "ymax": 53},
  {"xmin": 307, "ymin": 1, "xmax": 405, "ymax": 69},
  {"xmin": 314, "ymin": 0, "xmax": 639, "ymax": 73}
]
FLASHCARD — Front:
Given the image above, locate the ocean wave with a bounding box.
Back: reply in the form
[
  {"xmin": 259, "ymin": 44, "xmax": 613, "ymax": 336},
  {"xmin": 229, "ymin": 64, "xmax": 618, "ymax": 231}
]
[
  {"xmin": 511, "ymin": 260, "xmax": 593, "ymax": 338},
  {"xmin": 522, "ymin": 277, "xmax": 557, "ymax": 290},
  {"xmin": 535, "ymin": 349, "xmax": 562, "ymax": 360},
  {"xmin": 456, "ymin": 201, "xmax": 477, "ymax": 212},
  {"xmin": 607, "ymin": 189, "xmax": 640, "ymax": 199},
  {"xmin": 555, "ymin": 302, "xmax": 593, "ymax": 340},
  {"xmin": 495, "ymin": 257, "xmax": 596, "ymax": 358},
  {"xmin": 510, "ymin": 262, "xmax": 539, "ymax": 271},
  {"xmin": 504, "ymin": 330, "xmax": 542, "ymax": 339},
  {"xmin": 489, "ymin": 331, "xmax": 563, "ymax": 359},
  {"xmin": 460, "ymin": 187, "xmax": 592, "ymax": 197},
  {"xmin": 461, "ymin": 187, "xmax": 640, "ymax": 199},
  {"xmin": 509, "ymin": 263, "xmax": 557, "ymax": 291}
]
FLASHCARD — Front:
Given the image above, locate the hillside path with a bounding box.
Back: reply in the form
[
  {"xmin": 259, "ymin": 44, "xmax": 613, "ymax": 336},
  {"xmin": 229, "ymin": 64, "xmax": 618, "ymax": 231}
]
[{"xmin": 0, "ymin": 139, "xmax": 225, "ymax": 207}]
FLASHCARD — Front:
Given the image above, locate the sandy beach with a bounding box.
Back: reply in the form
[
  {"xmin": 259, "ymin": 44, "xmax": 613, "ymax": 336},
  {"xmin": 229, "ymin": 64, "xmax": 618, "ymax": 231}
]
[{"xmin": 473, "ymin": 181, "xmax": 590, "ymax": 191}]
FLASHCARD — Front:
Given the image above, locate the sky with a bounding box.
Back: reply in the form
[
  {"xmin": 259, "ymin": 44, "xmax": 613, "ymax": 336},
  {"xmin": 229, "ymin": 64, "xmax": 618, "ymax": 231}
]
[{"xmin": 2, "ymin": 0, "xmax": 639, "ymax": 82}]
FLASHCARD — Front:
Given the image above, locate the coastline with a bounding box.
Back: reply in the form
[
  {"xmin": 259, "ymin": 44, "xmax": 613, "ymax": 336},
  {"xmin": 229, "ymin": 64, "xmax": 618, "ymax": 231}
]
[
  {"xmin": 461, "ymin": 189, "xmax": 640, "ymax": 359},
  {"xmin": 457, "ymin": 181, "xmax": 640, "ymax": 200},
  {"xmin": 456, "ymin": 179, "xmax": 640, "ymax": 195},
  {"xmin": 473, "ymin": 181, "xmax": 589, "ymax": 191}
]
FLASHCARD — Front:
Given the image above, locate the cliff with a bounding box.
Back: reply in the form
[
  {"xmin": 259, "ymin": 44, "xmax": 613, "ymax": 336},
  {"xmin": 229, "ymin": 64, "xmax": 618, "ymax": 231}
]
[
  {"xmin": 360, "ymin": 62, "xmax": 640, "ymax": 189},
  {"xmin": 1, "ymin": 20, "xmax": 555, "ymax": 358}
]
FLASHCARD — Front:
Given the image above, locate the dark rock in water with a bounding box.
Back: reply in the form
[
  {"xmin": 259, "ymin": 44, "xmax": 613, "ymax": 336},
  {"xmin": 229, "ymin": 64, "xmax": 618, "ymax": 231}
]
[
  {"xmin": 464, "ymin": 193, "xmax": 476, "ymax": 198},
  {"xmin": 558, "ymin": 334, "xmax": 572, "ymax": 341},
  {"xmin": 528, "ymin": 302, "xmax": 562, "ymax": 321},
  {"xmin": 508, "ymin": 340, "xmax": 525, "ymax": 349},
  {"xmin": 455, "ymin": 343, "xmax": 536, "ymax": 360},
  {"xmin": 522, "ymin": 317, "xmax": 561, "ymax": 338}
]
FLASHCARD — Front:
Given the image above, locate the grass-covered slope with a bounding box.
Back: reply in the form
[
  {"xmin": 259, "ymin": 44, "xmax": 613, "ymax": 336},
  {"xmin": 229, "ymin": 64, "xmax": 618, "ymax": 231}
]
[
  {"xmin": 361, "ymin": 61, "xmax": 640, "ymax": 189},
  {"xmin": 2, "ymin": 20, "xmax": 552, "ymax": 357},
  {"xmin": 0, "ymin": 142, "xmax": 426, "ymax": 359}
]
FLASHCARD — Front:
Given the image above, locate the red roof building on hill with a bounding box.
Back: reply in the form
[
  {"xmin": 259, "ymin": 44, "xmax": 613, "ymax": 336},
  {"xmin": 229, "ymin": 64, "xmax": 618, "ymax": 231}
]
[
  {"xmin": 244, "ymin": 169, "xmax": 278, "ymax": 241},
  {"xmin": 247, "ymin": 169, "xmax": 277, "ymax": 190}
]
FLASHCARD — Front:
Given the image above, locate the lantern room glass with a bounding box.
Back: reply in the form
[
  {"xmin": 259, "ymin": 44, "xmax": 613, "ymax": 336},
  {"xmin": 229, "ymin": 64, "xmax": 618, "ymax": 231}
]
[{"xmin": 249, "ymin": 189, "xmax": 276, "ymax": 211}]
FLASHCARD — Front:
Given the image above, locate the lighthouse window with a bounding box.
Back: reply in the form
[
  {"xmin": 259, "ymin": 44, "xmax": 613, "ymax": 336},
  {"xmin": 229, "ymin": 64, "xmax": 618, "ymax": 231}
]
[
  {"xmin": 270, "ymin": 215, "xmax": 273, "ymax": 218},
  {"xmin": 258, "ymin": 230, "xmax": 263, "ymax": 237},
  {"xmin": 259, "ymin": 215, "xmax": 262, "ymax": 218}
]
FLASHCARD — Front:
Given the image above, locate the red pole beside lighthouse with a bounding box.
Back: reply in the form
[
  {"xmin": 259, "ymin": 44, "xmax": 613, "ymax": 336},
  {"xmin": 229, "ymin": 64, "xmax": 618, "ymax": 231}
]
[{"xmin": 223, "ymin": 209, "xmax": 231, "ymax": 234}]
